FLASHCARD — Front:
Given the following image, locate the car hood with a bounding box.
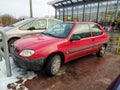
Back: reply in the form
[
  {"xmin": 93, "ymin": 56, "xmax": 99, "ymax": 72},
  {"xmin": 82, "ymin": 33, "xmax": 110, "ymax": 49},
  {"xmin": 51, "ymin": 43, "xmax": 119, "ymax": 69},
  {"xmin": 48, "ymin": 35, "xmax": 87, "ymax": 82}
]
[
  {"xmin": 1, "ymin": 26, "xmax": 16, "ymax": 32},
  {"xmin": 14, "ymin": 34, "xmax": 65, "ymax": 50}
]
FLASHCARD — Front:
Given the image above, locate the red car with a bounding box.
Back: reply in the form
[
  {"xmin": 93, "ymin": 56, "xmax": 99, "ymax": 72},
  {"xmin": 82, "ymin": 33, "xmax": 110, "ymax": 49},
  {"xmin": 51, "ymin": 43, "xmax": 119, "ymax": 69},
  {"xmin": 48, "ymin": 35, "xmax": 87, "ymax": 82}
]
[{"xmin": 11, "ymin": 22, "xmax": 108, "ymax": 76}]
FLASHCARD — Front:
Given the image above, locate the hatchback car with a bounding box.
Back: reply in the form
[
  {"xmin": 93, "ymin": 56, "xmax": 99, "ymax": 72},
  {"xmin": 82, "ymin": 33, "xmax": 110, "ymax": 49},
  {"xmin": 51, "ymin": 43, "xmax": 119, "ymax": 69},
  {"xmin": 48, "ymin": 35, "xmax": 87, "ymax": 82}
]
[
  {"xmin": 0, "ymin": 18, "xmax": 62, "ymax": 48},
  {"xmin": 11, "ymin": 22, "xmax": 108, "ymax": 76}
]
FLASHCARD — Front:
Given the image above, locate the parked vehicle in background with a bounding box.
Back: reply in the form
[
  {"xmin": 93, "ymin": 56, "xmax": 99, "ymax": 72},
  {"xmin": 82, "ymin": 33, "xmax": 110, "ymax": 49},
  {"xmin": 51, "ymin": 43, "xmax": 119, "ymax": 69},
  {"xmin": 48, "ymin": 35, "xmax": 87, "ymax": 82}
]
[
  {"xmin": 11, "ymin": 22, "xmax": 108, "ymax": 76},
  {"xmin": 0, "ymin": 18, "xmax": 62, "ymax": 48}
]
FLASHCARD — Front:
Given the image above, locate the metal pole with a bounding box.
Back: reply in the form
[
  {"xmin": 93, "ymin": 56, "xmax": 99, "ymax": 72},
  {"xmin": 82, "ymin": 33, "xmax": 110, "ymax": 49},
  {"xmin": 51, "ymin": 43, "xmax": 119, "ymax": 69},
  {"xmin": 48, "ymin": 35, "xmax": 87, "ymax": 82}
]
[
  {"xmin": 29, "ymin": 0, "xmax": 33, "ymax": 18},
  {"xmin": 67, "ymin": 7, "xmax": 68, "ymax": 21},
  {"xmin": 82, "ymin": 3, "xmax": 85, "ymax": 22},
  {"xmin": 105, "ymin": 0, "xmax": 108, "ymax": 26},
  {"xmin": 55, "ymin": 8, "xmax": 57, "ymax": 19},
  {"xmin": 96, "ymin": 1, "xmax": 100, "ymax": 23},
  {"xmin": 59, "ymin": 9, "xmax": 60, "ymax": 20},
  {"xmin": 77, "ymin": 6, "xmax": 78, "ymax": 21},
  {"xmin": 0, "ymin": 30, "xmax": 12, "ymax": 77},
  {"xmin": 72, "ymin": 6, "xmax": 73, "ymax": 21},
  {"xmin": 114, "ymin": 0, "xmax": 119, "ymax": 19},
  {"xmin": 89, "ymin": 4, "xmax": 92, "ymax": 21},
  {"xmin": 0, "ymin": 53, "xmax": 2, "ymax": 61},
  {"xmin": 63, "ymin": 7, "xmax": 65, "ymax": 21}
]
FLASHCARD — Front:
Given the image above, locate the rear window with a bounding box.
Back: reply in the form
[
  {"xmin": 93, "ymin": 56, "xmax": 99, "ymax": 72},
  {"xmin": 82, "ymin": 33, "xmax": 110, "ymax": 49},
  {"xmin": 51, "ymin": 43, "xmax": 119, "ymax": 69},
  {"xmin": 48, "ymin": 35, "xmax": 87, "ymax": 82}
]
[
  {"xmin": 72, "ymin": 24, "xmax": 91, "ymax": 38},
  {"xmin": 90, "ymin": 24, "xmax": 103, "ymax": 36}
]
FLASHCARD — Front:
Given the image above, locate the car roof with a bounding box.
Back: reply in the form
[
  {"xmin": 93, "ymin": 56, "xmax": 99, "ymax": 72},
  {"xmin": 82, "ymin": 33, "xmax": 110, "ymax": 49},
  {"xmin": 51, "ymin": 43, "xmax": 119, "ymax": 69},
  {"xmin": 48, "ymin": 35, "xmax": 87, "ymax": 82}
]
[
  {"xmin": 30, "ymin": 17, "xmax": 63, "ymax": 22},
  {"xmin": 63, "ymin": 21, "xmax": 97, "ymax": 24}
]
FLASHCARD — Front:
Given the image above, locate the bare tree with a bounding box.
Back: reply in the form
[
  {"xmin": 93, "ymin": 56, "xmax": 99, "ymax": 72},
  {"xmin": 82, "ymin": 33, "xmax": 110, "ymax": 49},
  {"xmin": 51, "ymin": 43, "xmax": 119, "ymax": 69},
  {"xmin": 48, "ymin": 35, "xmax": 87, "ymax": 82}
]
[
  {"xmin": 1, "ymin": 14, "xmax": 17, "ymax": 26},
  {"xmin": 0, "ymin": 17, "xmax": 2, "ymax": 26}
]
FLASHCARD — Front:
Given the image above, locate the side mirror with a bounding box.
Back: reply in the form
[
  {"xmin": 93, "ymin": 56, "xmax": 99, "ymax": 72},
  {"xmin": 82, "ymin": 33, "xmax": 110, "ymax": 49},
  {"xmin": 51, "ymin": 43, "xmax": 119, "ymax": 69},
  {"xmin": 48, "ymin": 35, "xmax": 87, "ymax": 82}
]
[
  {"xmin": 70, "ymin": 35, "xmax": 81, "ymax": 41},
  {"xmin": 28, "ymin": 26, "xmax": 35, "ymax": 30}
]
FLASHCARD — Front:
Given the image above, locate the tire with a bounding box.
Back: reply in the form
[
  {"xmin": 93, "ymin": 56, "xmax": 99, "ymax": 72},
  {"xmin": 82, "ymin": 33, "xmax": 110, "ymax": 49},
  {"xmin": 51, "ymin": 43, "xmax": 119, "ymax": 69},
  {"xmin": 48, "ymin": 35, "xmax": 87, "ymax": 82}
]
[
  {"xmin": 45, "ymin": 54, "xmax": 62, "ymax": 76},
  {"xmin": 96, "ymin": 45, "xmax": 106, "ymax": 57}
]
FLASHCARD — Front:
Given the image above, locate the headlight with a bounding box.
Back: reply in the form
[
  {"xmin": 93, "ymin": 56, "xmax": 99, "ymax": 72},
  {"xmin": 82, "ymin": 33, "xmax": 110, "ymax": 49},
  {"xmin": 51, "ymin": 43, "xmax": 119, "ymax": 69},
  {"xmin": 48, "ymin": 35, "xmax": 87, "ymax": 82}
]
[{"xmin": 20, "ymin": 50, "xmax": 35, "ymax": 57}]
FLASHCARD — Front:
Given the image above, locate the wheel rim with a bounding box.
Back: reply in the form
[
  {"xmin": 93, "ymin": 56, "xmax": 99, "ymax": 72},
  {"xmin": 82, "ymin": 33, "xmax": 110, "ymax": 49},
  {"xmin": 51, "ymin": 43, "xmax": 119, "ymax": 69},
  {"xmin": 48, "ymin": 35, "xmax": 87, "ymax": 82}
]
[
  {"xmin": 100, "ymin": 46, "xmax": 105, "ymax": 55},
  {"xmin": 51, "ymin": 55, "xmax": 61, "ymax": 75}
]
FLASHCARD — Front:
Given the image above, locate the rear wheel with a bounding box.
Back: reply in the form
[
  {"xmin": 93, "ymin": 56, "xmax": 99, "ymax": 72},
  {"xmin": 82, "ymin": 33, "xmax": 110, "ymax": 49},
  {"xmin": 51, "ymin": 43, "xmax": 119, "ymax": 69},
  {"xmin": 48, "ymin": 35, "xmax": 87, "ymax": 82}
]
[
  {"xmin": 45, "ymin": 54, "xmax": 62, "ymax": 76},
  {"xmin": 96, "ymin": 45, "xmax": 106, "ymax": 57}
]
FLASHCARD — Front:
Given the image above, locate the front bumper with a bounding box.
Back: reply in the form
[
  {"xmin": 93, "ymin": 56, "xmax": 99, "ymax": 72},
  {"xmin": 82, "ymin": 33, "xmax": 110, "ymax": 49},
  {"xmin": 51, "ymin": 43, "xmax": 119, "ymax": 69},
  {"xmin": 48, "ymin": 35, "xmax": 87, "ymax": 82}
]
[{"xmin": 10, "ymin": 47, "xmax": 46, "ymax": 71}]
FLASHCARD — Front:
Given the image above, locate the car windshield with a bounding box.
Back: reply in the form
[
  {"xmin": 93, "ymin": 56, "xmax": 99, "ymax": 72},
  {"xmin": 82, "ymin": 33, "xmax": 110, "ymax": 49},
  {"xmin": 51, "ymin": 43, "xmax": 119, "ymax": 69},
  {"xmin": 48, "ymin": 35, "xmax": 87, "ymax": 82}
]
[
  {"xmin": 11, "ymin": 18, "xmax": 34, "ymax": 27},
  {"xmin": 42, "ymin": 23, "xmax": 74, "ymax": 38}
]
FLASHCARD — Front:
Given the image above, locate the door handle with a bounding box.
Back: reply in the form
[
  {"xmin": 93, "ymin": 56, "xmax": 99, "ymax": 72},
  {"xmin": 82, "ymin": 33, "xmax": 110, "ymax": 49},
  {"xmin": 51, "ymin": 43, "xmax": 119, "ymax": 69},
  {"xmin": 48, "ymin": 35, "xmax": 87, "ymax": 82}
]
[{"xmin": 92, "ymin": 38, "xmax": 94, "ymax": 42}]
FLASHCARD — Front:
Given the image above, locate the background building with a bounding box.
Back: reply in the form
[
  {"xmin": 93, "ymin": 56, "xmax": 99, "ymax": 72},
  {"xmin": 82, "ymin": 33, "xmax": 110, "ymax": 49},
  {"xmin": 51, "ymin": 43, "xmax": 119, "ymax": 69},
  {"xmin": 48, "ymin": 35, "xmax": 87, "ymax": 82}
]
[{"xmin": 49, "ymin": 0, "xmax": 120, "ymax": 27}]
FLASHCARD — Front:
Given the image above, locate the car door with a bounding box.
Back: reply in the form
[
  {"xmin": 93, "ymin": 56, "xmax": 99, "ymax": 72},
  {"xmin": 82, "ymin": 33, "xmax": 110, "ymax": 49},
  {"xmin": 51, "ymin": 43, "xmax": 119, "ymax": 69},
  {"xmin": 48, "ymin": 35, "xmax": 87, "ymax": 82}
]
[
  {"xmin": 89, "ymin": 24, "xmax": 104, "ymax": 52},
  {"xmin": 67, "ymin": 23, "xmax": 93, "ymax": 61}
]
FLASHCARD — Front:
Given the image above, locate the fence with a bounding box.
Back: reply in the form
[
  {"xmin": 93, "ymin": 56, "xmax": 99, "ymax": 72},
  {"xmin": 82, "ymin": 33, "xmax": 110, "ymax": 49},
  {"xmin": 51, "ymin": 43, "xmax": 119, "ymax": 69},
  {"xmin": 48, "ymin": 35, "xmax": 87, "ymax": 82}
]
[
  {"xmin": 107, "ymin": 33, "xmax": 120, "ymax": 54},
  {"xmin": 116, "ymin": 37, "xmax": 120, "ymax": 54}
]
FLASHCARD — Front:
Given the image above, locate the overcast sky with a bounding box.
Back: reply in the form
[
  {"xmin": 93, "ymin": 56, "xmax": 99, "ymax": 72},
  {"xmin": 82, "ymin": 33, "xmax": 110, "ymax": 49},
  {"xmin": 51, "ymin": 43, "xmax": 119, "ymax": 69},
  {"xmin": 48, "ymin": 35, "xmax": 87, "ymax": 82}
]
[{"xmin": 0, "ymin": 0, "xmax": 55, "ymax": 18}]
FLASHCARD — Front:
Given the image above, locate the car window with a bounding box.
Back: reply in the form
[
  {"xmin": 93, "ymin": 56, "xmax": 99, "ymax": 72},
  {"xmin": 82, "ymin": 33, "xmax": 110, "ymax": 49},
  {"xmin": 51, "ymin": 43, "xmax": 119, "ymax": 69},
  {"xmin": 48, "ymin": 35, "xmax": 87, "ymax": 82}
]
[
  {"xmin": 12, "ymin": 18, "xmax": 34, "ymax": 27},
  {"xmin": 43, "ymin": 23, "xmax": 74, "ymax": 38},
  {"xmin": 31, "ymin": 19, "xmax": 47, "ymax": 30},
  {"xmin": 90, "ymin": 24, "xmax": 103, "ymax": 36},
  {"xmin": 72, "ymin": 24, "xmax": 91, "ymax": 38},
  {"xmin": 19, "ymin": 21, "xmax": 33, "ymax": 30},
  {"xmin": 48, "ymin": 19, "xmax": 60, "ymax": 28}
]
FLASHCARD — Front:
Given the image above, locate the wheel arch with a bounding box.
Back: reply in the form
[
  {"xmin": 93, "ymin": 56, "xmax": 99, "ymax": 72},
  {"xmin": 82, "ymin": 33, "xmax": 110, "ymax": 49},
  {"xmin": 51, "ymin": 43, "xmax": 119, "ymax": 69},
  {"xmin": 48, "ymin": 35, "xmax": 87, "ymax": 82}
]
[
  {"xmin": 44, "ymin": 51, "xmax": 65, "ymax": 67},
  {"xmin": 8, "ymin": 37, "xmax": 21, "ymax": 43}
]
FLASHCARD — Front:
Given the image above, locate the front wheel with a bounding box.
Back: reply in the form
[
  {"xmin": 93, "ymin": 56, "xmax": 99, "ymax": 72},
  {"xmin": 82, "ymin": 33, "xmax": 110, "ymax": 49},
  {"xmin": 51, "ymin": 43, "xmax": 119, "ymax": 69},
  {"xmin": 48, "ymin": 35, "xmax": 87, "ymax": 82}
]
[
  {"xmin": 96, "ymin": 45, "xmax": 106, "ymax": 57},
  {"xmin": 45, "ymin": 54, "xmax": 62, "ymax": 76}
]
